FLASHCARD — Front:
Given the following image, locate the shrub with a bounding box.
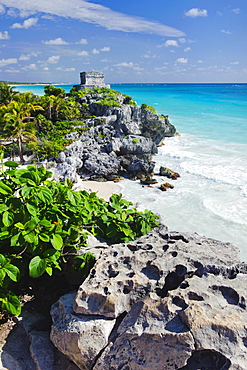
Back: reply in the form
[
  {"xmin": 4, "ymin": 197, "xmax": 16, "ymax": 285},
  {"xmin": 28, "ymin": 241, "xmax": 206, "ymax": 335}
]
[
  {"xmin": 97, "ymin": 99, "xmax": 121, "ymax": 108},
  {"xmin": 141, "ymin": 103, "xmax": 157, "ymax": 114},
  {"xmin": 0, "ymin": 163, "xmax": 159, "ymax": 315}
]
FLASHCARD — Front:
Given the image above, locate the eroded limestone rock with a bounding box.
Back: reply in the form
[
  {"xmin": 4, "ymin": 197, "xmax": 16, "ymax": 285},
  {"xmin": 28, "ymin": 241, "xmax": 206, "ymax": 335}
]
[{"xmin": 51, "ymin": 226, "xmax": 247, "ymax": 369}]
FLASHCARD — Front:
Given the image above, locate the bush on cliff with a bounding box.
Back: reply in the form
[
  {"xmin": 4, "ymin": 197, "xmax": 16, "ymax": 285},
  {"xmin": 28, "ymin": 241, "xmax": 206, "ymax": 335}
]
[{"xmin": 0, "ymin": 162, "xmax": 158, "ymax": 315}]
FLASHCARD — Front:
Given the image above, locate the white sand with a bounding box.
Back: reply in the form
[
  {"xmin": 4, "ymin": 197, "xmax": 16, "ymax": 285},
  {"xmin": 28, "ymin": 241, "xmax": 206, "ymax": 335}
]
[{"xmin": 73, "ymin": 178, "xmax": 121, "ymax": 200}]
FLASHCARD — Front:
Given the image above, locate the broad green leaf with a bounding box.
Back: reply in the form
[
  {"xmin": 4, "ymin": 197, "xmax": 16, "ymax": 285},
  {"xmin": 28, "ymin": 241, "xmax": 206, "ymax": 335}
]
[
  {"xmin": 29, "ymin": 256, "xmax": 46, "ymax": 278},
  {"xmin": 37, "ymin": 187, "xmax": 52, "ymax": 203},
  {"xmin": 23, "ymin": 231, "xmax": 36, "ymax": 244},
  {"xmin": 0, "ymin": 182, "xmax": 12, "ymax": 195},
  {"xmin": 24, "ymin": 217, "xmax": 39, "ymax": 232},
  {"xmin": 26, "ymin": 203, "xmax": 38, "ymax": 216},
  {"xmin": 39, "ymin": 233, "xmax": 50, "ymax": 242},
  {"xmin": 0, "ymin": 289, "xmax": 21, "ymax": 315},
  {"xmin": 0, "ymin": 254, "xmax": 6, "ymax": 265},
  {"xmin": 51, "ymin": 234, "xmax": 63, "ymax": 250},
  {"xmin": 45, "ymin": 266, "xmax": 53, "ymax": 276},
  {"xmin": 4, "ymin": 264, "xmax": 20, "ymax": 282},
  {"xmin": 43, "ymin": 249, "xmax": 60, "ymax": 262},
  {"xmin": 14, "ymin": 222, "xmax": 25, "ymax": 229},
  {"xmin": 0, "ymin": 204, "xmax": 8, "ymax": 213},
  {"xmin": 39, "ymin": 219, "xmax": 52, "ymax": 227},
  {"xmin": 20, "ymin": 171, "xmax": 41, "ymax": 186},
  {"xmin": 11, "ymin": 232, "xmax": 21, "ymax": 246},
  {"xmin": 0, "ymin": 231, "xmax": 9, "ymax": 240},
  {"xmin": 21, "ymin": 185, "xmax": 33, "ymax": 198},
  {"xmin": 14, "ymin": 169, "xmax": 27, "ymax": 178},
  {"xmin": 4, "ymin": 161, "xmax": 19, "ymax": 168},
  {"xmin": 2, "ymin": 211, "xmax": 14, "ymax": 227},
  {"xmin": 67, "ymin": 189, "xmax": 76, "ymax": 205},
  {"xmin": 0, "ymin": 269, "xmax": 6, "ymax": 283}
]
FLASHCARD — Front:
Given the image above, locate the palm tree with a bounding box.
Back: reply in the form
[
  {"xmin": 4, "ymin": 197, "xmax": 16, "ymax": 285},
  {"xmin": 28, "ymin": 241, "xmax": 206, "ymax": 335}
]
[
  {"xmin": 0, "ymin": 97, "xmax": 42, "ymax": 162},
  {"xmin": 0, "ymin": 82, "xmax": 18, "ymax": 105},
  {"xmin": 40, "ymin": 95, "xmax": 67, "ymax": 123}
]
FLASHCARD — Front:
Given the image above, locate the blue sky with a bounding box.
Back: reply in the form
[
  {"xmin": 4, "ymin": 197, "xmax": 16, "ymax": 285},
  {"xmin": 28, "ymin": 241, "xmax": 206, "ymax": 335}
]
[{"xmin": 0, "ymin": 0, "xmax": 246, "ymax": 83}]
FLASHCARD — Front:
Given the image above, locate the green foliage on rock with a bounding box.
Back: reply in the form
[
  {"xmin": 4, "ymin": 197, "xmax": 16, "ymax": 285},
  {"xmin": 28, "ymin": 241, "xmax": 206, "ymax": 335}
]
[
  {"xmin": 141, "ymin": 103, "xmax": 157, "ymax": 114},
  {"xmin": 0, "ymin": 162, "xmax": 158, "ymax": 315}
]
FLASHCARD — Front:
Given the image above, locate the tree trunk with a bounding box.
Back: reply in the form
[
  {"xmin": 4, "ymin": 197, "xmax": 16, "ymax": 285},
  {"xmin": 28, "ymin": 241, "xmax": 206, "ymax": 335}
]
[{"xmin": 17, "ymin": 137, "xmax": 24, "ymax": 163}]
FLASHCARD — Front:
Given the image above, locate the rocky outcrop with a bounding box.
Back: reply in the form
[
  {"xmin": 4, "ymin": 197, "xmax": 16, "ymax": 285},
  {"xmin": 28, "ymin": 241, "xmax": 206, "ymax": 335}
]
[
  {"xmin": 54, "ymin": 90, "xmax": 176, "ymax": 182},
  {"xmin": 160, "ymin": 166, "xmax": 180, "ymax": 180},
  {"xmin": 50, "ymin": 226, "xmax": 247, "ymax": 369}
]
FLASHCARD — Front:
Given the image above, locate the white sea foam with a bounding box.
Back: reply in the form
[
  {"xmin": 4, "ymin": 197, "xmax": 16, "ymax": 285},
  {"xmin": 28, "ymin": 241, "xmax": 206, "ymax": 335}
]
[{"xmin": 120, "ymin": 133, "xmax": 247, "ymax": 260}]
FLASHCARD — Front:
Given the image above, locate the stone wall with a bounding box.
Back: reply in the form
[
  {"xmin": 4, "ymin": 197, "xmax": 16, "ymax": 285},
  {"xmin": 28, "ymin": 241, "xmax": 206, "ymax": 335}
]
[{"xmin": 74, "ymin": 71, "xmax": 110, "ymax": 90}]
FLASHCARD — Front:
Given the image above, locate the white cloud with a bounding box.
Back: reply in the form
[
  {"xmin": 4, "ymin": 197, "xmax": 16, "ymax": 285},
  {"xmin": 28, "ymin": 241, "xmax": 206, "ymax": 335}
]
[
  {"xmin": 0, "ymin": 57, "xmax": 17, "ymax": 67},
  {"xmin": 100, "ymin": 46, "xmax": 110, "ymax": 52},
  {"xmin": 47, "ymin": 55, "xmax": 60, "ymax": 64},
  {"xmin": 115, "ymin": 62, "xmax": 135, "ymax": 68},
  {"xmin": 184, "ymin": 47, "xmax": 191, "ymax": 52},
  {"xmin": 19, "ymin": 9, "xmax": 37, "ymax": 17},
  {"xmin": 43, "ymin": 67, "xmax": 49, "ymax": 70},
  {"xmin": 143, "ymin": 54, "xmax": 156, "ymax": 59},
  {"xmin": 56, "ymin": 67, "xmax": 75, "ymax": 71},
  {"xmin": 0, "ymin": 5, "xmax": 5, "ymax": 14},
  {"xmin": 197, "ymin": 60, "xmax": 203, "ymax": 63},
  {"xmin": 42, "ymin": 14, "xmax": 55, "ymax": 20},
  {"xmin": 21, "ymin": 63, "xmax": 37, "ymax": 70},
  {"xmin": 165, "ymin": 40, "xmax": 179, "ymax": 47},
  {"xmin": 19, "ymin": 54, "xmax": 30, "ymax": 61},
  {"xmin": 43, "ymin": 37, "xmax": 68, "ymax": 45},
  {"xmin": 157, "ymin": 39, "xmax": 179, "ymax": 48},
  {"xmin": 179, "ymin": 38, "xmax": 186, "ymax": 44},
  {"xmin": 230, "ymin": 61, "xmax": 239, "ymax": 65},
  {"xmin": 92, "ymin": 48, "xmax": 100, "ymax": 54},
  {"xmin": 77, "ymin": 38, "xmax": 88, "ymax": 44},
  {"xmin": 176, "ymin": 58, "xmax": 188, "ymax": 64},
  {"xmin": 78, "ymin": 50, "xmax": 89, "ymax": 56},
  {"xmin": 221, "ymin": 30, "xmax": 232, "ymax": 35},
  {"xmin": 0, "ymin": 0, "xmax": 184, "ymax": 37},
  {"xmin": 11, "ymin": 17, "xmax": 38, "ymax": 29},
  {"xmin": 19, "ymin": 52, "xmax": 38, "ymax": 60},
  {"xmin": 184, "ymin": 8, "xmax": 208, "ymax": 17},
  {"xmin": 5, "ymin": 68, "xmax": 19, "ymax": 73},
  {"xmin": 232, "ymin": 8, "xmax": 240, "ymax": 14},
  {"xmin": 0, "ymin": 31, "xmax": 10, "ymax": 40}
]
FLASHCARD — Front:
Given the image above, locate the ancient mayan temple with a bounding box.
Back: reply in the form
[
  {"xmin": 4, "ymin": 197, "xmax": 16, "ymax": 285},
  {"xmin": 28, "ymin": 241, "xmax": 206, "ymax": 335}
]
[{"xmin": 73, "ymin": 71, "xmax": 110, "ymax": 90}]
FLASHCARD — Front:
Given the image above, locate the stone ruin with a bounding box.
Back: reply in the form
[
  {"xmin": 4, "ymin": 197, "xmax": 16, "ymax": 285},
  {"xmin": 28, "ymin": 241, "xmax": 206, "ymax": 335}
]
[{"xmin": 73, "ymin": 71, "xmax": 110, "ymax": 90}]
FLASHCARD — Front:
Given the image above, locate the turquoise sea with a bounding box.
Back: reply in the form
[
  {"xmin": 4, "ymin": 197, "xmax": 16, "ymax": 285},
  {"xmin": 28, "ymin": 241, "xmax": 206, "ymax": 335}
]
[{"xmin": 15, "ymin": 83, "xmax": 247, "ymax": 260}]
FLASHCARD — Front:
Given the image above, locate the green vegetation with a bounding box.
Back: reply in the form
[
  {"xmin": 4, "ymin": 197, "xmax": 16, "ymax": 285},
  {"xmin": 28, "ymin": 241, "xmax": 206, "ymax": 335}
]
[
  {"xmin": 0, "ymin": 83, "xmax": 142, "ymax": 162},
  {"xmin": 141, "ymin": 103, "xmax": 157, "ymax": 114},
  {"xmin": 0, "ymin": 162, "xmax": 158, "ymax": 315},
  {"xmin": 44, "ymin": 85, "xmax": 66, "ymax": 97},
  {"xmin": 132, "ymin": 138, "xmax": 139, "ymax": 144}
]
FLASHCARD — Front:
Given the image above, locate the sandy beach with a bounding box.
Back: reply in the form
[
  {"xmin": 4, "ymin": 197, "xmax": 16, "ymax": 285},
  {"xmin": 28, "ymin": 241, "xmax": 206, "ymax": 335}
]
[{"xmin": 72, "ymin": 177, "xmax": 121, "ymax": 200}]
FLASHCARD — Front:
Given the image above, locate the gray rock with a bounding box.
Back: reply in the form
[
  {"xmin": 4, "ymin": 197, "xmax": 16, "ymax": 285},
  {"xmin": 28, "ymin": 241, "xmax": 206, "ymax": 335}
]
[
  {"xmin": 84, "ymin": 152, "xmax": 120, "ymax": 176},
  {"xmin": 50, "ymin": 226, "xmax": 247, "ymax": 369},
  {"xmin": 53, "ymin": 162, "xmax": 78, "ymax": 183},
  {"xmin": 127, "ymin": 156, "xmax": 155, "ymax": 178},
  {"xmin": 57, "ymin": 152, "xmax": 66, "ymax": 163},
  {"xmin": 140, "ymin": 108, "xmax": 176, "ymax": 145},
  {"xmin": 50, "ymin": 292, "xmax": 116, "ymax": 370}
]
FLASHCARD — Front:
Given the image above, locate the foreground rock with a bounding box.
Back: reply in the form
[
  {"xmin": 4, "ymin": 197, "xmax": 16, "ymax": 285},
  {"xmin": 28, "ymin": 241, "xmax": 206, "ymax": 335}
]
[{"xmin": 50, "ymin": 226, "xmax": 247, "ymax": 369}]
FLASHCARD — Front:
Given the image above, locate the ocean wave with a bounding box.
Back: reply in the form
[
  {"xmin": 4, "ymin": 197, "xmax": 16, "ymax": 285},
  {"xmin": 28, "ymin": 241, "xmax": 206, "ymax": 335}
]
[
  {"xmin": 180, "ymin": 161, "xmax": 247, "ymax": 187},
  {"xmin": 203, "ymin": 198, "xmax": 247, "ymax": 226}
]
